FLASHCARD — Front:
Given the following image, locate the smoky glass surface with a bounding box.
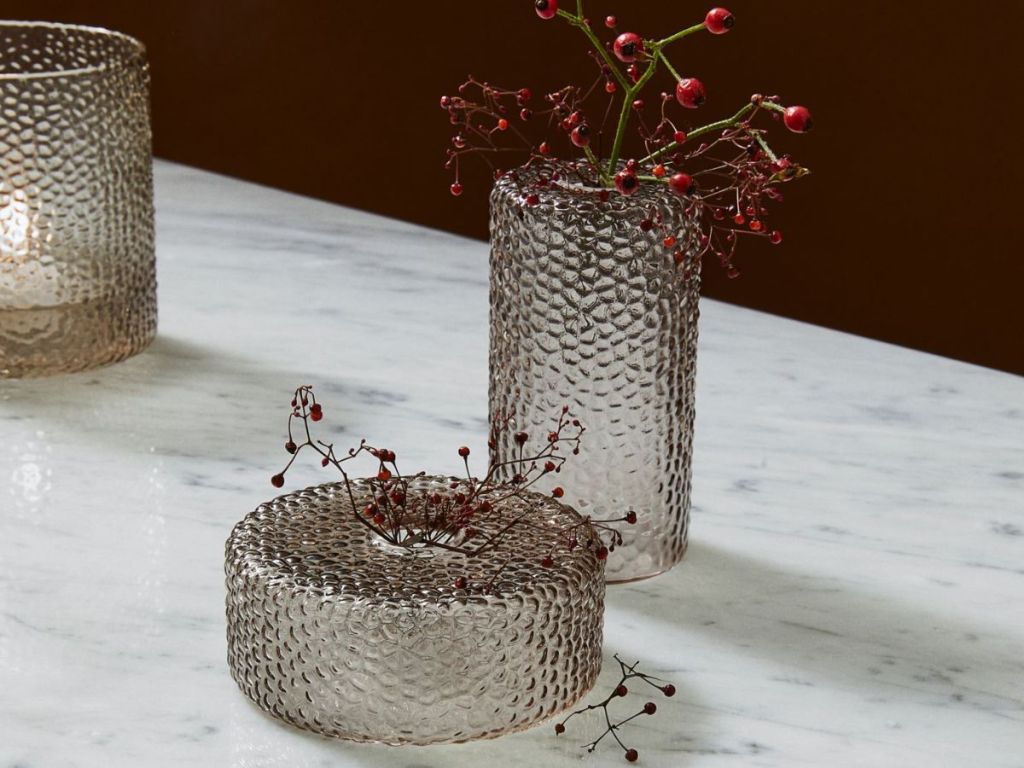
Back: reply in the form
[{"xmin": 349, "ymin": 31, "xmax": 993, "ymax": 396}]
[
  {"xmin": 489, "ymin": 163, "xmax": 701, "ymax": 582},
  {"xmin": 225, "ymin": 476, "xmax": 606, "ymax": 745},
  {"xmin": 0, "ymin": 22, "xmax": 156, "ymax": 378}
]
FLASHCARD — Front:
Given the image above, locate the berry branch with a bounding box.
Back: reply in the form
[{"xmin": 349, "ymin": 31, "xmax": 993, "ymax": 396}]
[
  {"xmin": 554, "ymin": 654, "xmax": 677, "ymax": 763},
  {"xmin": 270, "ymin": 386, "xmax": 636, "ymax": 588},
  {"xmin": 441, "ymin": 3, "xmax": 813, "ymax": 276}
]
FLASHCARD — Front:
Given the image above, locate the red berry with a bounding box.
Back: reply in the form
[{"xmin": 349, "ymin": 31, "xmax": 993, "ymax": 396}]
[
  {"xmin": 662, "ymin": 684, "xmax": 676, "ymax": 697},
  {"xmin": 704, "ymin": 7, "xmax": 735, "ymax": 34},
  {"xmin": 675, "ymin": 78, "xmax": 706, "ymax": 108},
  {"xmin": 372, "ymin": 512, "xmax": 386, "ymax": 526},
  {"xmin": 540, "ymin": 555, "xmax": 554, "ymax": 568},
  {"xmin": 525, "ymin": 193, "xmax": 540, "ymax": 206},
  {"xmin": 652, "ymin": 164, "xmax": 666, "ymax": 178},
  {"xmin": 632, "ymin": 99, "xmax": 644, "ymax": 111},
  {"xmin": 625, "ymin": 748, "xmax": 639, "ymax": 762},
  {"xmin": 450, "ymin": 182, "xmax": 463, "ymax": 196},
  {"xmin": 625, "ymin": 511, "xmax": 638, "ymax": 524},
  {"xmin": 538, "ymin": 141, "xmax": 551, "ymax": 155},
  {"xmin": 783, "ymin": 105, "xmax": 813, "ymax": 133},
  {"xmin": 514, "ymin": 431, "xmax": 529, "ymax": 444},
  {"xmin": 769, "ymin": 230, "xmax": 783, "ymax": 245},
  {"xmin": 749, "ymin": 219, "xmax": 763, "ymax": 232},
  {"xmin": 544, "ymin": 460, "xmax": 556, "ymax": 472},
  {"xmin": 613, "ymin": 32, "xmax": 644, "ymax": 63},
  {"xmin": 673, "ymin": 250, "xmax": 686, "ymax": 265},
  {"xmin": 497, "ymin": 118, "xmax": 509, "ymax": 131},
  {"xmin": 663, "ymin": 235, "xmax": 676, "ymax": 247},
  {"xmin": 669, "ymin": 172, "xmax": 694, "ymax": 196},
  {"xmin": 644, "ymin": 702, "xmax": 657, "ymax": 714},
  {"xmin": 552, "ymin": 487, "xmax": 565, "ymax": 498},
  {"xmin": 284, "ymin": 440, "xmax": 297, "ymax": 454},
  {"xmin": 517, "ymin": 87, "xmax": 532, "ymax": 103},
  {"xmin": 440, "ymin": 95, "xmax": 452, "ymax": 109},
  {"xmin": 321, "ymin": 457, "xmax": 329, "ymax": 467},
  {"xmin": 570, "ymin": 124, "xmax": 591, "ymax": 147},
  {"xmin": 454, "ymin": 576, "xmax": 467, "ymax": 589},
  {"xmin": 271, "ymin": 474, "xmax": 284, "ymax": 488},
  {"xmin": 458, "ymin": 446, "xmax": 470, "ymax": 458},
  {"xmin": 616, "ymin": 684, "xmax": 628, "ymax": 697},
  {"xmin": 534, "ymin": 0, "xmax": 557, "ymax": 19},
  {"xmin": 596, "ymin": 546, "xmax": 609, "ymax": 560},
  {"xmin": 519, "ymin": 108, "xmax": 533, "ymax": 121},
  {"xmin": 673, "ymin": 130, "xmax": 687, "ymax": 144},
  {"xmin": 555, "ymin": 723, "xmax": 566, "ymax": 735},
  {"xmin": 605, "ymin": 80, "xmax": 617, "ymax": 94},
  {"xmin": 627, "ymin": 63, "xmax": 641, "ymax": 83},
  {"xmin": 377, "ymin": 468, "xmax": 391, "ymax": 482},
  {"xmin": 310, "ymin": 410, "xmax": 323, "ymax": 422},
  {"xmin": 733, "ymin": 213, "xmax": 745, "ymax": 225},
  {"xmin": 605, "ymin": 15, "xmax": 616, "ymax": 28},
  {"xmin": 614, "ymin": 169, "xmax": 639, "ymax": 196}
]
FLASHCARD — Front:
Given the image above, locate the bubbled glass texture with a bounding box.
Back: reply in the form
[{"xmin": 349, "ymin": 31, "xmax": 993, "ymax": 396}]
[
  {"xmin": 225, "ymin": 476, "xmax": 606, "ymax": 745},
  {"xmin": 0, "ymin": 23, "xmax": 156, "ymax": 378},
  {"xmin": 489, "ymin": 164, "xmax": 701, "ymax": 582}
]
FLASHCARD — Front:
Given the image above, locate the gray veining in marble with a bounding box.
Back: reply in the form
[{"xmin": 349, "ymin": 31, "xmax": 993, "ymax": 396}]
[{"xmin": 1, "ymin": 161, "xmax": 1022, "ymax": 767}]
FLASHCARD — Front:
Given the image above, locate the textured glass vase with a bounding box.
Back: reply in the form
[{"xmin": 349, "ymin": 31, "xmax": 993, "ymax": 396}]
[
  {"xmin": 0, "ymin": 22, "xmax": 156, "ymax": 378},
  {"xmin": 225, "ymin": 476, "xmax": 606, "ymax": 744},
  {"xmin": 489, "ymin": 163, "xmax": 701, "ymax": 582}
]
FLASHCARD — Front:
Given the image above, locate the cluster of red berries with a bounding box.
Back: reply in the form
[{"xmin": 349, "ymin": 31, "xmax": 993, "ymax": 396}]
[
  {"xmin": 442, "ymin": 3, "xmax": 812, "ymax": 276},
  {"xmin": 270, "ymin": 387, "xmax": 634, "ymax": 592},
  {"xmin": 555, "ymin": 654, "xmax": 677, "ymax": 762}
]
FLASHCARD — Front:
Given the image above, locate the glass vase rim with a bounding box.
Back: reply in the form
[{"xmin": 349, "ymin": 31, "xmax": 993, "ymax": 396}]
[{"xmin": 0, "ymin": 20, "xmax": 146, "ymax": 82}]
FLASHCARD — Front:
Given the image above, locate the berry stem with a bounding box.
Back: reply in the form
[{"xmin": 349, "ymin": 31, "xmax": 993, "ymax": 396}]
[
  {"xmin": 656, "ymin": 21, "xmax": 708, "ymax": 48},
  {"xmin": 557, "ymin": 6, "xmax": 631, "ymax": 91},
  {"xmin": 641, "ymin": 101, "xmax": 756, "ymax": 163},
  {"xmin": 656, "ymin": 49, "xmax": 682, "ymax": 82}
]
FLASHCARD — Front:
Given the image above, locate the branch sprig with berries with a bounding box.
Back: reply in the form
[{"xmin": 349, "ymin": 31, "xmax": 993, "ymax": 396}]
[{"xmin": 442, "ymin": 3, "xmax": 812, "ymax": 277}]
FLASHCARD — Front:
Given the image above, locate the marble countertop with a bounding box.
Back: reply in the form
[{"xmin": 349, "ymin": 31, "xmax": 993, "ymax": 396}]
[{"xmin": 2, "ymin": 162, "xmax": 1022, "ymax": 767}]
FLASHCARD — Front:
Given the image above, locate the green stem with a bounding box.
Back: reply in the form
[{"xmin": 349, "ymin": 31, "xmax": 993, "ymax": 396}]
[
  {"xmin": 656, "ymin": 49, "xmax": 681, "ymax": 82},
  {"xmin": 752, "ymin": 131, "xmax": 779, "ymax": 163},
  {"xmin": 641, "ymin": 102, "xmax": 756, "ymax": 164},
  {"xmin": 606, "ymin": 57, "xmax": 660, "ymax": 174},
  {"xmin": 558, "ymin": 8, "xmax": 630, "ymax": 90},
  {"xmin": 657, "ymin": 22, "xmax": 707, "ymax": 48}
]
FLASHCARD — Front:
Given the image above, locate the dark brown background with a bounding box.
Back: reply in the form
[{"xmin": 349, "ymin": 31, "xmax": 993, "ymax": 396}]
[{"xmin": 6, "ymin": 1, "xmax": 1022, "ymax": 374}]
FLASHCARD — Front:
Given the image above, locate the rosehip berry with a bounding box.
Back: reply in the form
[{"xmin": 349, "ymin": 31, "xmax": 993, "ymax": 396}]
[
  {"xmin": 613, "ymin": 32, "xmax": 644, "ymax": 63},
  {"xmin": 552, "ymin": 487, "xmax": 565, "ymax": 498},
  {"xmin": 271, "ymin": 474, "xmax": 284, "ymax": 488},
  {"xmin": 626, "ymin": 511, "xmax": 638, "ymax": 524},
  {"xmin": 538, "ymin": 141, "xmax": 551, "ymax": 155},
  {"xmin": 704, "ymin": 7, "xmax": 735, "ymax": 34},
  {"xmin": 535, "ymin": 0, "xmax": 557, "ymax": 20},
  {"xmin": 541, "ymin": 555, "xmax": 554, "ymax": 568},
  {"xmin": 644, "ymin": 702, "xmax": 657, "ymax": 714},
  {"xmin": 310, "ymin": 409, "xmax": 323, "ymax": 422},
  {"xmin": 544, "ymin": 460, "xmax": 556, "ymax": 472},
  {"xmin": 769, "ymin": 230, "xmax": 783, "ymax": 245},
  {"xmin": 733, "ymin": 213, "xmax": 745, "ymax": 225},
  {"xmin": 614, "ymin": 169, "xmax": 639, "ymax": 196},
  {"xmin": 458, "ymin": 446, "xmax": 471, "ymax": 458},
  {"xmin": 662, "ymin": 684, "xmax": 676, "ymax": 697},
  {"xmin": 605, "ymin": 15, "xmax": 616, "ymax": 28},
  {"xmin": 284, "ymin": 440, "xmax": 297, "ymax": 454},
  {"xmin": 669, "ymin": 172, "xmax": 695, "ymax": 196},
  {"xmin": 377, "ymin": 468, "xmax": 391, "ymax": 482},
  {"xmin": 497, "ymin": 118, "xmax": 509, "ymax": 131},
  {"xmin": 663, "ymin": 236, "xmax": 676, "ymax": 247},
  {"xmin": 555, "ymin": 723, "xmax": 566, "ymax": 735},
  {"xmin": 450, "ymin": 182, "xmax": 463, "ymax": 197},
  {"xmin": 653, "ymin": 164, "xmax": 666, "ymax": 178},
  {"xmin": 675, "ymin": 78, "xmax": 706, "ymax": 108},
  {"xmin": 570, "ymin": 123, "xmax": 591, "ymax": 147},
  {"xmin": 673, "ymin": 130, "xmax": 687, "ymax": 144},
  {"xmin": 783, "ymin": 105, "xmax": 813, "ymax": 133},
  {"xmin": 625, "ymin": 748, "xmax": 639, "ymax": 762},
  {"xmin": 454, "ymin": 576, "xmax": 467, "ymax": 589},
  {"xmin": 616, "ymin": 684, "xmax": 628, "ymax": 697}
]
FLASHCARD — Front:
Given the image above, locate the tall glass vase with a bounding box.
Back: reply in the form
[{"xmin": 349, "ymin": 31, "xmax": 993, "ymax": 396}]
[{"xmin": 489, "ymin": 163, "xmax": 701, "ymax": 582}]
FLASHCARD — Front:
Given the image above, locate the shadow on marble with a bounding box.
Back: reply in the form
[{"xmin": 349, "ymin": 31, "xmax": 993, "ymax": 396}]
[
  {"xmin": 224, "ymin": 648, "xmax": 710, "ymax": 768},
  {"xmin": 607, "ymin": 541, "xmax": 1023, "ymax": 708},
  {"xmin": 0, "ymin": 335, "xmax": 354, "ymax": 463}
]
